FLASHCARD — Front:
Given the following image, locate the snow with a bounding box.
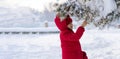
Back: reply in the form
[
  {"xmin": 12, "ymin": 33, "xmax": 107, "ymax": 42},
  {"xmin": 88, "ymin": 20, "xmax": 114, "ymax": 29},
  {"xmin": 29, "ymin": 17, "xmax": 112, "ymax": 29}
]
[
  {"xmin": 0, "ymin": 6, "xmax": 56, "ymax": 28},
  {"xmin": 0, "ymin": 29, "xmax": 120, "ymax": 59},
  {"xmin": 0, "ymin": 0, "xmax": 120, "ymax": 59},
  {"xmin": 81, "ymin": 29, "xmax": 120, "ymax": 59},
  {"xmin": 86, "ymin": 0, "xmax": 117, "ymax": 17},
  {"xmin": 0, "ymin": 33, "xmax": 61, "ymax": 59},
  {"xmin": 102, "ymin": 0, "xmax": 117, "ymax": 17}
]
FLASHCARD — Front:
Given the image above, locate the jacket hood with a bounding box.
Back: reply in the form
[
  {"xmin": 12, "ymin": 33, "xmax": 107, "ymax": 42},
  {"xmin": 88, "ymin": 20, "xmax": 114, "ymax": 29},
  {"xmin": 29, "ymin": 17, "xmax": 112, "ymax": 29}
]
[{"xmin": 55, "ymin": 15, "xmax": 72, "ymax": 31}]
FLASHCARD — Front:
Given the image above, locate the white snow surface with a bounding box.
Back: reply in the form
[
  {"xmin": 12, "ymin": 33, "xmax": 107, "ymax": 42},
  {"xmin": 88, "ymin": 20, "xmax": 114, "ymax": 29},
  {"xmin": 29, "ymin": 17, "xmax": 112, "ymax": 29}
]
[{"xmin": 0, "ymin": 29, "xmax": 120, "ymax": 59}]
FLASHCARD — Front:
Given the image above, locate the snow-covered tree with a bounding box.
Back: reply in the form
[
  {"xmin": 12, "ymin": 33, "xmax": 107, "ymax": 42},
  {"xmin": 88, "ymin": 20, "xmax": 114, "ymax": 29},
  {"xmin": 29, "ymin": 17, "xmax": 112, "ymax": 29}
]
[{"xmin": 53, "ymin": 0, "xmax": 120, "ymax": 29}]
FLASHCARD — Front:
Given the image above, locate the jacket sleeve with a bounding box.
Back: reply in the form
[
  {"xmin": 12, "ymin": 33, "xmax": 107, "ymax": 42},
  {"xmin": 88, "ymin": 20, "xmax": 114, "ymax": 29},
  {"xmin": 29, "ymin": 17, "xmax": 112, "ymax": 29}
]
[
  {"xmin": 54, "ymin": 15, "xmax": 61, "ymax": 26},
  {"xmin": 64, "ymin": 26, "xmax": 85, "ymax": 41},
  {"xmin": 54, "ymin": 15, "xmax": 62, "ymax": 30}
]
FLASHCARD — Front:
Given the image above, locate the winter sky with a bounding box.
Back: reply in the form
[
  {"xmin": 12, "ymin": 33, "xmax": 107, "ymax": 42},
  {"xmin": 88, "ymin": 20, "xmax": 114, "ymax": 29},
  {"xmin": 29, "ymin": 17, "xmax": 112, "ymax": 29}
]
[{"xmin": 0, "ymin": 0, "xmax": 67, "ymax": 12}]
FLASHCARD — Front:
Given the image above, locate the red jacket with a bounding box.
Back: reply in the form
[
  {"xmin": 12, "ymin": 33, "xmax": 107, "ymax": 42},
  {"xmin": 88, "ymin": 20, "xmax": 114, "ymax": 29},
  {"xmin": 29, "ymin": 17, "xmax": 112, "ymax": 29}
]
[{"xmin": 54, "ymin": 15, "xmax": 88, "ymax": 59}]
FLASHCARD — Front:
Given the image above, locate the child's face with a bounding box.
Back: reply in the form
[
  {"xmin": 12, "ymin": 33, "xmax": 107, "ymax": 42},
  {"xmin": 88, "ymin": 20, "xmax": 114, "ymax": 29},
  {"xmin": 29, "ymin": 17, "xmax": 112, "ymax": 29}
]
[{"xmin": 67, "ymin": 22, "xmax": 73, "ymax": 30}]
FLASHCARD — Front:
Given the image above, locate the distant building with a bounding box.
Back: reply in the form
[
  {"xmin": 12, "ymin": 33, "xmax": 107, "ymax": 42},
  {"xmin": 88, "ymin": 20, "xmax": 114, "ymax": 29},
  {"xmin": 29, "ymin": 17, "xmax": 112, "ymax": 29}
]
[{"xmin": 118, "ymin": 25, "xmax": 120, "ymax": 28}]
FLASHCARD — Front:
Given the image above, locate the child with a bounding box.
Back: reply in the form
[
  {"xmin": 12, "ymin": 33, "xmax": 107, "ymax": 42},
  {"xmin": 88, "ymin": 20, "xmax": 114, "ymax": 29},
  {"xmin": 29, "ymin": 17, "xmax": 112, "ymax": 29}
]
[{"xmin": 54, "ymin": 13, "xmax": 88, "ymax": 59}]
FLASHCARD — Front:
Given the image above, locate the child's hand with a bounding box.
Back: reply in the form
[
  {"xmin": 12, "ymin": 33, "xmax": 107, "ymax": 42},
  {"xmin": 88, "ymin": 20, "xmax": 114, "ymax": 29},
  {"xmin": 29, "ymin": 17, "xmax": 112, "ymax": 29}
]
[{"xmin": 81, "ymin": 20, "xmax": 88, "ymax": 27}]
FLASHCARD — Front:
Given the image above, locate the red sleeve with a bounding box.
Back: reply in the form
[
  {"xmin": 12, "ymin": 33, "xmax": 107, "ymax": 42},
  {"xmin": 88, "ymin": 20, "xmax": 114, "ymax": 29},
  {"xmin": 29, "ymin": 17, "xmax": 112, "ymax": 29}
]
[
  {"xmin": 54, "ymin": 15, "xmax": 61, "ymax": 25},
  {"xmin": 75, "ymin": 26, "xmax": 85, "ymax": 40},
  {"xmin": 54, "ymin": 15, "xmax": 61, "ymax": 30},
  {"xmin": 63, "ymin": 26, "xmax": 85, "ymax": 41}
]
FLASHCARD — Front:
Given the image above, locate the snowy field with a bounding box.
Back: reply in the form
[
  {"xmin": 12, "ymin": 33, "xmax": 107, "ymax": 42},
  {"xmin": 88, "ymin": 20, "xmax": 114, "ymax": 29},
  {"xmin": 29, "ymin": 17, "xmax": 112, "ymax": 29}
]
[{"xmin": 0, "ymin": 29, "xmax": 120, "ymax": 59}]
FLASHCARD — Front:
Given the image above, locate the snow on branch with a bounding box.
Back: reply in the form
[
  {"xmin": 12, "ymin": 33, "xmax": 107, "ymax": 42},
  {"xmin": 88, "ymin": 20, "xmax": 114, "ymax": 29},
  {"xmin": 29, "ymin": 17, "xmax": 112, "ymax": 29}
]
[{"xmin": 53, "ymin": 0, "xmax": 120, "ymax": 29}]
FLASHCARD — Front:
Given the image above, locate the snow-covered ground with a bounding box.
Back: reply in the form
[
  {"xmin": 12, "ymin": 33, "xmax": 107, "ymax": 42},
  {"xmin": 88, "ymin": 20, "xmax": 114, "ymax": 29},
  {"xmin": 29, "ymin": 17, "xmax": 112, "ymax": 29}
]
[{"xmin": 0, "ymin": 29, "xmax": 120, "ymax": 59}]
